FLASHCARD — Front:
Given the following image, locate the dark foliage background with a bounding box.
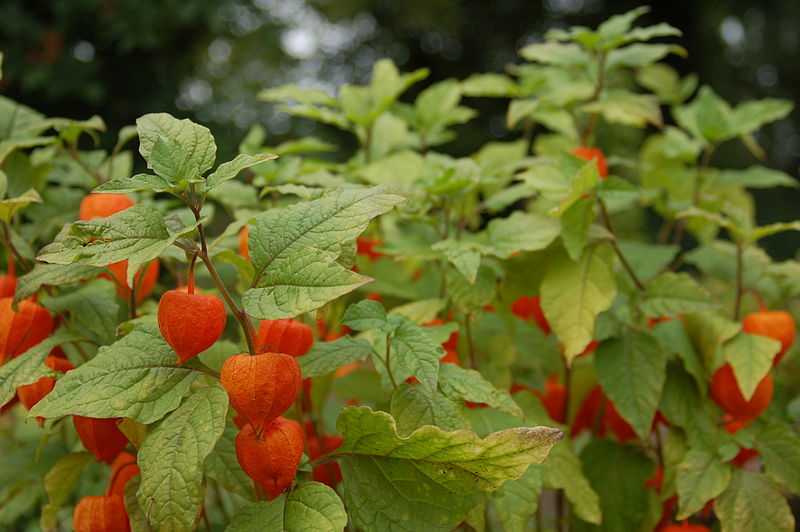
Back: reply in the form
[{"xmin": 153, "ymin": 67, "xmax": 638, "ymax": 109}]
[{"xmin": 1, "ymin": 0, "xmax": 798, "ymax": 255}]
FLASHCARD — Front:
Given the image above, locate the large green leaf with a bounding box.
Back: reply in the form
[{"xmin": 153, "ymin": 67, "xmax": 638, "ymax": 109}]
[
  {"xmin": 578, "ymin": 440, "xmax": 654, "ymax": 532},
  {"xmin": 723, "ymin": 332, "xmax": 780, "ymax": 400},
  {"xmin": 483, "ymin": 212, "xmax": 561, "ymax": 259},
  {"xmin": 541, "ymin": 249, "xmax": 617, "ymax": 363},
  {"xmin": 490, "ymin": 466, "xmax": 543, "ymax": 532},
  {"xmin": 0, "ymin": 330, "xmax": 82, "ymax": 407},
  {"xmin": 243, "ymin": 186, "xmax": 404, "ymax": 319},
  {"xmin": 675, "ymin": 448, "xmax": 731, "ymax": 519},
  {"xmin": 595, "ymin": 332, "xmax": 666, "ymax": 439},
  {"xmin": 542, "ymin": 441, "xmax": 602, "ymax": 524},
  {"xmin": 388, "ymin": 317, "xmax": 443, "ymax": 395},
  {"xmin": 13, "ymin": 262, "xmax": 102, "ymax": 303},
  {"xmin": 43, "ymin": 280, "xmax": 122, "ymax": 345},
  {"xmin": 756, "ymin": 421, "xmax": 800, "ymax": 496},
  {"xmin": 30, "ymin": 323, "xmax": 205, "ymax": 423},
  {"xmin": 136, "ymin": 113, "xmax": 217, "ymax": 175},
  {"xmin": 438, "ymin": 363, "xmax": 522, "ymax": 417},
  {"xmin": 37, "ymin": 203, "xmax": 198, "ymax": 286},
  {"xmin": 227, "ymin": 482, "xmax": 347, "ymax": 532},
  {"xmin": 714, "ymin": 470, "xmax": 794, "ymax": 532},
  {"xmin": 334, "ymin": 407, "xmax": 562, "ymax": 532},
  {"xmin": 641, "ymin": 272, "xmax": 718, "ymax": 318},
  {"xmin": 137, "ymin": 386, "xmax": 227, "ymax": 532},
  {"xmin": 390, "ymin": 384, "xmax": 470, "ymax": 436}
]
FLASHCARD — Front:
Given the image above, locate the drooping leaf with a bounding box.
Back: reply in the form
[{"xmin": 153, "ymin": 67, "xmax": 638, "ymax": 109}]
[
  {"xmin": 201, "ymin": 153, "xmax": 278, "ymax": 192},
  {"xmin": 342, "ymin": 300, "xmax": 387, "ymax": 331},
  {"xmin": 756, "ymin": 420, "xmax": 800, "ymax": 496},
  {"xmin": 676, "ymin": 448, "xmax": 731, "ymax": 519},
  {"xmin": 723, "ymin": 332, "xmax": 780, "ymax": 400},
  {"xmin": 714, "ymin": 470, "xmax": 794, "ymax": 532},
  {"xmin": 40, "ymin": 452, "xmax": 93, "ymax": 530},
  {"xmin": 438, "ymin": 363, "xmax": 522, "ymax": 417},
  {"xmin": 0, "ymin": 188, "xmax": 42, "ymax": 223},
  {"xmin": 137, "ymin": 385, "xmax": 227, "ymax": 532},
  {"xmin": 334, "ymin": 407, "xmax": 562, "ymax": 532},
  {"xmin": 13, "ymin": 262, "xmax": 102, "ymax": 303},
  {"xmin": 541, "ymin": 249, "xmax": 616, "ymax": 363},
  {"xmin": 388, "ymin": 317, "xmax": 443, "ymax": 395},
  {"xmin": 641, "ymin": 272, "xmax": 718, "ymax": 318},
  {"xmin": 490, "ymin": 466, "xmax": 543, "ymax": 532},
  {"xmin": 204, "ymin": 422, "xmax": 254, "ymax": 500}
]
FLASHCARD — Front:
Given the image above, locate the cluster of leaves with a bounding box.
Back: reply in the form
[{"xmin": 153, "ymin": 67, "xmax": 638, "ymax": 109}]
[{"xmin": 2, "ymin": 6, "xmax": 800, "ymax": 531}]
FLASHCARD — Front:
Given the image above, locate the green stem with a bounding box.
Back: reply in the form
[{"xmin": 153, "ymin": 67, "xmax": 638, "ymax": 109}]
[
  {"xmin": 465, "ymin": 313, "xmax": 477, "ymax": 369},
  {"xmin": 734, "ymin": 242, "xmax": 744, "ymax": 320},
  {"xmin": 384, "ymin": 334, "xmax": 398, "ymax": 389},
  {"xmin": 598, "ymin": 198, "xmax": 645, "ymax": 291}
]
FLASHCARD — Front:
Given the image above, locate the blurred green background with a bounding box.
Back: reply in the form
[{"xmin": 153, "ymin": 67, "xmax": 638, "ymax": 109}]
[{"xmin": 1, "ymin": 0, "xmax": 798, "ymax": 254}]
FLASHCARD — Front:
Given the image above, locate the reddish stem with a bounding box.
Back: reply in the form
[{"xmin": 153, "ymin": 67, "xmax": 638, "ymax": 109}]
[{"xmin": 188, "ymin": 254, "xmax": 197, "ymax": 295}]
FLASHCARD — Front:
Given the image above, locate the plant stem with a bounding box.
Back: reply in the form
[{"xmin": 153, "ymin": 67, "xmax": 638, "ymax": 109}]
[
  {"xmin": 733, "ymin": 242, "xmax": 744, "ymax": 320},
  {"xmin": 670, "ymin": 145, "xmax": 715, "ymax": 249},
  {"xmin": 597, "ymin": 198, "xmax": 645, "ymax": 290},
  {"xmin": 64, "ymin": 144, "xmax": 105, "ymax": 184},
  {"xmin": 384, "ymin": 333, "xmax": 398, "ymax": 389},
  {"xmin": 2, "ymin": 223, "xmax": 32, "ymax": 272},
  {"xmin": 580, "ymin": 51, "xmax": 607, "ymax": 145},
  {"xmin": 465, "ymin": 313, "xmax": 477, "ymax": 369},
  {"xmin": 187, "ymin": 192, "xmax": 258, "ymax": 355}
]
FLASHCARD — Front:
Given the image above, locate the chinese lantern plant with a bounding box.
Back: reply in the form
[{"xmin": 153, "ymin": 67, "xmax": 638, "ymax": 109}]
[{"xmin": 2, "ymin": 7, "xmax": 800, "ymax": 532}]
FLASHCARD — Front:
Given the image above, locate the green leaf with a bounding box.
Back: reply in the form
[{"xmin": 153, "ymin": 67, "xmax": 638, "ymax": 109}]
[
  {"xmin": 37, "ymin": 203, "xmax": 198, "ymax": 286},
  {"xmin": 148, "ymin": 135, "xmax": 200, "ymax": 184},
  {"xmin": 446, "ymin": 265, "xmax": 496, "ymax": 313},
  {"xmin": 579, "ymin": 439, "xmax": 654, "ymax": 532},
  {"xmin": 581, "ymin": 89, "xmax": 662, "ymax": 128},
  {"xmin": 595, "ymin": 332, "xmax": 667, "ymax": 439},
  {"xmin": 387, "ymin": 299, "xmax": 445, "ymax": 324},
  {"xmin": 519, "ymin": 42, "xmax": 590, "ymax": 67},
  {"xmin": 334, "ymin": 407, "xmax": 563, "ymax": 532},
  {"xmin": 298, "ymin": 336, "xmax": 373, "ymax": 379},
  {"xmin": 548, "ymin": 162, "xmax": 599, "ymax": 217},
  {"xmin": 0, "ymin": 331, "xmax": 81, "ymax": 407},
  {"xmin": 542, "ymin": 440, "xmax": 602, "ymax": 524},
  {"xmin": 136, "ymin": 113, "xmax": 216, "ymax": 175},
  {"xmin": 244, "ymin": 186, "xmax": 404, "ymax": 320},
  {"xmin": 137, "ymin": 385, "xmax": 227, "ymax": 532},
  {"xmin": 40, "ymin": 452, "xmax": 93, "ymax": 530},
  {"xmin": 560, "ymin": 197, "xmax": 596, "ymax": 261},
  {"xmin": 432, "ymin": 239, "xmax": 484, "ymax": 284},
  {"xmin": 714, "ymin": 470, "xmax": 795, "ymax": 532},
  {"xmin": 730, "ymin": 99, "xmax": 793, "ymax": 136},
  {"xmin": 124, "ymin": 475, "xmax": 149, "ymax": 532},
  {"xmin": 390, "ymin": 384, "xmax": 470, "ymax": 435},
  {"xmin": 641, "ymin": 272, "xmax": 718, "ymax": 318},
  {"xmin": 357, "ymin": 151, "xmax": 425, "ymax": 187},
  {"xmin": 483, "ymin": 212, "xmax": 561, "ymax": 259},
  {"xmin": 756, "ymin": 421, "xmax": 800, "ymax": 495},
  {"xmin": 541, "ymin": 249, "xmax": 616, "ymax": 363},
  {"xmin": 0, "ymin": 188, "xmax": 41, "ymax": 223},
  {"xmin": 616, "ymin": 241, "xmax": 679, "ymax": 282},
  {"xmin": 43, "ymin": 280, "xmax": 122, "ymax": 345},
  {"xmin": 490, "ymin": 466, "xmax": 543, "ymax": 532},
  {"xmin": 606, "ymin": 43, "xmax": 685, "ymax": 70},
  {"xmin": 460, "ymin": 73, "xmax": 520, "ymax": 98},
  {"xmin": 438, "ymin": 364, "xmax": 521, "ymax": 417},
  {"xmin": 227, "ymin": 482, "xmax": 347, "ymax": 532},
  {"xmin": 204, "ymin": 422, "xmax": 254, "ymax": 500},
  {"xmin": 342, "ymin": 300, "xmax": 387, "ymax": 331},
  {"xmin": 676, "ymin": 448, "xmax": 731, "ymax": 519},
  {"xmin": 258, "ymin": 85, "xmax": 338, "ymax": 106},
  {"xmin": 30, "ymin": 323, "xmax": 204, "ymax": 423},
  {"xmin": 716, "ymin": 166, "xmax": 797, "ymax": 189},
  {"xmin": 202, "ymin": 153, "xmax": 278, "ymax": 193},
  {"xmin": 389, "ymin": 317, "xmax": 443, "ymax": 395},
  {"xmin": 94, "ymin": 173, "xmax": 173, "ymax": 194},
  {"xmin": 723, "ymin": 332, "xmax": 780, "ymax": 400},
  {"xmin": 13, "ymin": 263, "xmax": 102, "ymax": 303}
]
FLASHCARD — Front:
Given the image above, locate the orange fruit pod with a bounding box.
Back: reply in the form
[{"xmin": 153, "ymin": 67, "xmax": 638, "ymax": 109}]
[
  {"xmin": 220, "ymin": 352, "xmax": 302, "ymax": 429},
  {"xmin": 570, "ymin": 146, "xmax": 608, "ymax": 179},
  {"xmin": 78, "ymin": 193, "xmax": 135, "ymax": 221},
  {"xmin": 102, "ymin": 260, "xmax": 160, "ymax": 303},
  {"xmin": 356, "ymin": 236, "xmax": 388, "ymax": 261},
  {"xmin": 533, "ymin": 374, "xmax": 567, "ymax": 424},
  {"xmin": 660, "ymin": 522, "xmax": 711, "ymax": 532},
  {"xmin": 511, "ymin": 295, "xmax": 551, "ymax": 335},
  {"xmin": 710, "ymin": 364, "xmax": 773, "ymax": 424},
  {"xmin": 0, "ymin": 297, "xmax": 54, "ymax": 365},
  {"xmin": 73, "ymin": 493, "xmax": 131, "ymax": 532},
  {"xmin": 0, "ymin": 256, "xmax": 16, "ymax": 298},
  {"xmin": 107, "ymin": 451, "xmax": 140, "ymax": 497},
  {"xmin": 255, "ymin": 318, "xmax": 314, "ymax": 357},
  {"xmin": 235, "ymin": 417, "xmax": 304, "ymax": 500},
  {"xmin": 742, "ymin": 310, "xmax": 796, "ymax": 366},
  {"xmin": 304, "ymin": 420, "xmax": 344, "ymax": 487},
  {"xmin": 158, "ymin": 285, "xmax": 226, "ymax": 363},
  {"xmin": 239, "ymin": 226, "xmax": 250, "ymax": 260},
  {"xmin": 73, "ymin": 416, "xmax": 129, "ymax": 464},
  {"xmin": 17, "ymin": 355, "xmax": 75, "ymax": 426}
]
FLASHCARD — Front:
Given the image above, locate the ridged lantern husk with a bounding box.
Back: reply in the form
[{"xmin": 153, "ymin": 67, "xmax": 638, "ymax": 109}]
[
  {"xmin": 73, "ymin": 494, "xmax": 131, "ymax": 532},
  {"xmin": 158, "ymin": 289, "xmax": 226, "ymax": 363},
  {"xmin": 235, "ymin": 417, "xmax": 304, "ymax": 499},
  {"xmin": 255, "ymin": 318, "xmax": 313, "ymax": 357},
  {"xmin": 220, "ymin": 352, "xmax": 302, "ymax": 429},
  {"xmin": 73, "ymin": 416, "xmax": 129, "ymax": 464}
]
